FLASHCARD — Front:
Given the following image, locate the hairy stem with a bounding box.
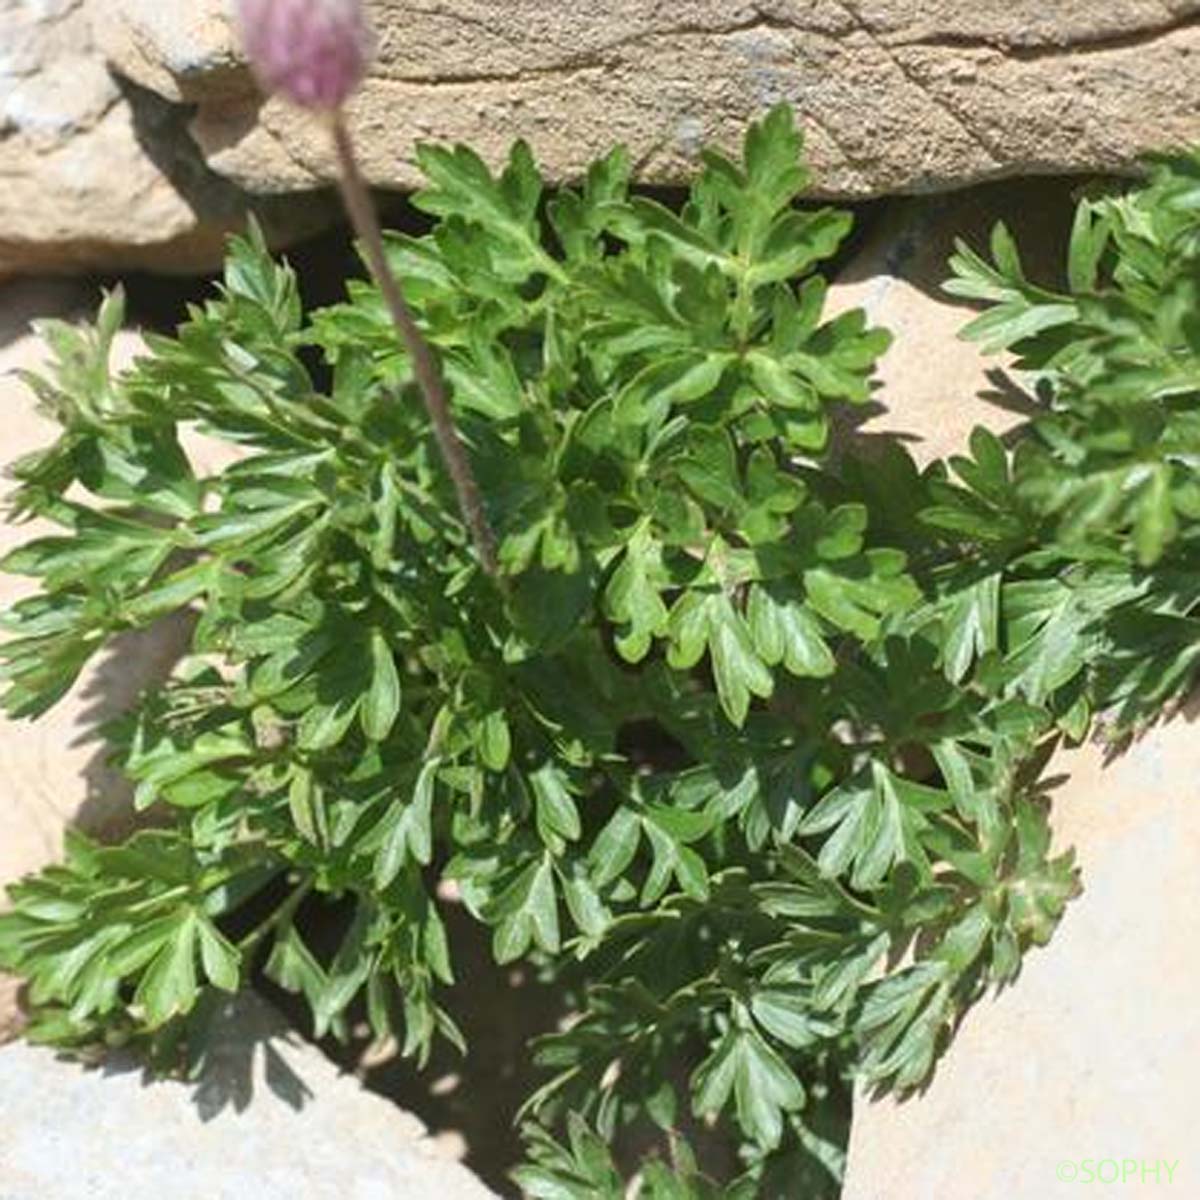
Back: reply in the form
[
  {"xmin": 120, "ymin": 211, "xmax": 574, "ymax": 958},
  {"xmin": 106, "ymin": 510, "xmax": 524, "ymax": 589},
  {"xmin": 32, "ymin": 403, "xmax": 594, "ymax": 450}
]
[
  {"xmin": 329, "ymin": 112, "xmax": 499, "ymax": 577},
  {"xmin": 236, "ymin": 876, "xmax": 314, "ymax": 955}
]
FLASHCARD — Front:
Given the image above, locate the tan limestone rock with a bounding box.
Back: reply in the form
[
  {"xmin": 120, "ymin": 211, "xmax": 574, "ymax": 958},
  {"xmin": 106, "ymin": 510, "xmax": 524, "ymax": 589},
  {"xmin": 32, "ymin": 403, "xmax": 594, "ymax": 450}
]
[
  {"xmin": 104, "ymin": 0, "xmax": 1200, "ymax": 199},
  {"xmin": 0, "ymin": 281, "xmax": 233, "ymax": 1037},
  {"xmin": 827, "ymin": 179, "xmax": 1200, "ymax": 1199},
  {"xmin": 0, "ymin": 990, "xmax": 498, "ymax": 1197},
  {"xmin": 0, "ymin": 0, "xmax": 334, "ymax": 279},
  {"xmin": 10, "ymin": 1, "xmax": 1200, "ymax": 273},
  {"xmin": 827, "ymin": 178, "xmax": 1078, "ymax": 466},
  {"xmin": 842, "ymin": 700, "xmax": 1200, "ymax": 1199},
  {"xmin": 94, "ymin": 0, "xmax": 246, "ymax": 103}
]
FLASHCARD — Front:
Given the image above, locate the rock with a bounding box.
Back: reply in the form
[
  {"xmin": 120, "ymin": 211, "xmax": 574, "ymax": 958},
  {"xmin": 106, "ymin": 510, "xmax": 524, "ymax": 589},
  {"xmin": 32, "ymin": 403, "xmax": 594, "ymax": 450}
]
[
  {"xmin": 105, "ymin": 0, "xmax": 1200, "ymax": 198},
  {"xmin": 826, "ymin": 177, "xmax": 1078, "ymax": 466},
  {"xmin": 94, "ymin": 1, "xmax": 246, "ymax": 103},
  {"xmin": 0, "ymin": 990, "xmax": 497, "ymax": 1199},
  {"xmin": 0, "ymin": 281, "xmax": 238, "ymax": 1037},
  {"xmin": 11, "ymin": 1, "xmax": 1199, "ymax": 274},
  {"xmin": 842, "ymin": 700, "xmax": 1200, "ymax": 1199},
  {"xmin": 0, "ymin": 1, "xmax": 334, "ymax": 279},
  {"xmin": 0, "ymin": 284, "xmax": 186, "ymax": 858},
  {"xmin": 0, "ymin": 282, "xmax": 144, "ymax": 885},
  {"xmin": 0, "ymin": 290, "xmax": 491, "ymax": 1193},
  {"xmin": 0, "ymin": 975, "xmax": 21, "ymax": 1042},
  {"xmin": 835, "ymin": 187, "xmax": 1200, "ymax": 1196}
]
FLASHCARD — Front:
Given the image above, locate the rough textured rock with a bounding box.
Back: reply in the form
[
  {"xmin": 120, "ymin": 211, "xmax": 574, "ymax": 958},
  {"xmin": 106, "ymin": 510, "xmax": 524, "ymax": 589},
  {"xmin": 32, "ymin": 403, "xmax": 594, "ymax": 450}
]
[
  {"xmin": 827, "ymin": 176, "xmax": 1077, "ymax": 466},
  {"xmin": 0, "ymin": 1, "xmax": 334, "ymax": 279},
  {"xmin": 0, "ymin": 287, "xmax": 491, "ymax": 1191},
  {"xmin": 0, "ymin": 975, "xmax": 21, "ymax": 1042},
  {"xmin": 9, "ymin": 1, "xmax": 1200, "ymax": 274},
  {"xmin": 0, "ymin": 283, "xmax": 152, "ymax": 880},
  {"xmin": 94, "ymin": 1, "xmax": 248, "ymax": 103},
  {"xmin": 1, "ymin": 283, "xmax": 147, "ymax": 1033},
  {"xmin": 0, "ymin": 281, "xmax": 236, "ymax": 1037},
  {"xmin": 0, "ymin": 990, "xmax": 497, "ymax": 1199},
  {"xmin": 833, "ymin": 192, "xmax": 1200, "ymax": 1196},
  {"xmin": 105, "ymin": 0, "xmax": 1200, "ymax": 199},
  {"xmin": 842, "ymin": 702, "xmax": 1200, "ymax": 1199}
]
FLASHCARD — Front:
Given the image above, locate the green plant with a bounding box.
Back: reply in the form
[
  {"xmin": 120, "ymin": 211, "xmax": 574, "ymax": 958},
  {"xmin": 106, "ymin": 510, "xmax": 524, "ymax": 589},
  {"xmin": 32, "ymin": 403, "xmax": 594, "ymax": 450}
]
[{"xmin": 2, "ymin": 108, "xmax": 1198, "ymax": 1195}]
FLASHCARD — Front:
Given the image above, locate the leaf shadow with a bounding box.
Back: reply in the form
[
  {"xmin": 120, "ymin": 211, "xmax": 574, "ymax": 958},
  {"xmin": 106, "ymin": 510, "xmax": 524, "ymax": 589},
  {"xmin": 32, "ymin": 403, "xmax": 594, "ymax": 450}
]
[
  {"xmin": 66, "ymin": 612, "xmax": 198, "ymax": 843},
  {"xmin": 88, "ymin": 990, "xmax": 314, "ymax": 1122}
]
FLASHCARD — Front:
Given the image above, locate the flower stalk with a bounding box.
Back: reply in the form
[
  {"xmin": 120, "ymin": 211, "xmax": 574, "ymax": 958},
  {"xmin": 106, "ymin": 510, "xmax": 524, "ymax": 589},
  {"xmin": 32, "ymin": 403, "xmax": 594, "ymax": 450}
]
[
  {"xmin": 235, "ymin": 0, "xmax": 499, "ymax": 578},
  {"xmin": 328, "ymin": 114, "xmax": 499, "ymax": 576}
]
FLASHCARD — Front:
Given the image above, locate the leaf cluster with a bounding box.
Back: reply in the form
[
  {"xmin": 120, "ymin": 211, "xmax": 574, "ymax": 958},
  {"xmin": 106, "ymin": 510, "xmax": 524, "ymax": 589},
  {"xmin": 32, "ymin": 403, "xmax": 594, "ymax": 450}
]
[{"xmin": 1, "ymin": 110, "xmax": 1198, "ymax": 1194}]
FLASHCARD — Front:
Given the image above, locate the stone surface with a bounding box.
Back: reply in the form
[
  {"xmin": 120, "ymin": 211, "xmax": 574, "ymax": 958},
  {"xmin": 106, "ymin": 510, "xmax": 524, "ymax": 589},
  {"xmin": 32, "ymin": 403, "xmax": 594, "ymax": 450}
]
[
  {"xmin": 835, "ymin": 188, "xmax": 1200, "ymax": 1195},
  {"xmin": 94, "ymin": 1, "xmax": 247, "ymax": 103},
  {"xmin": 0, "ymin": 0, "xmax": 334, "ymax": 279},
  {"xmin": 842, "ymin": 701, "xmax": 1200, "ymax": 1200},
  {"xmin": 0, "ymin": 283, "xmax": 150, "ymax": 885},
  {"xmin": 0, "ymin": 281, "xmax": 236, "ymax": 1037},
  {"xmin": 106, "ymin": 0, "xmax": 1200, "ymax": 199},
  {"xmin": 0, "ymin": 976, "xmax": 21, "ymax": 1043},
  {"xmin": 10, "ymin": 1, "xmax": 1200, "ymax": 274},
  {"xmin": 0, "ymin": 990, "xmax": 497, "ymax": 1199},
  {"xmin": 0, "ymin": 284, "xmax": 494, "ymax": 1189},
  {"xmin": 827, "ymin": 176, "xmax": 1078, "ymax": 466}
]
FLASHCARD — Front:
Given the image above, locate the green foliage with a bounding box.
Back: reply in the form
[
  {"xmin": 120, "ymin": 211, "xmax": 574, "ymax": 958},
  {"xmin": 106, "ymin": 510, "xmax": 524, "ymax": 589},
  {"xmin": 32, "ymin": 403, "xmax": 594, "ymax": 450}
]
[
  {"xmin": 945, "ymin": 154, "xmax": 1200, "ymax": 723},
  {"xmin": 1, "ymin": 108, "xmax": 1198, "ymax": 1194}
]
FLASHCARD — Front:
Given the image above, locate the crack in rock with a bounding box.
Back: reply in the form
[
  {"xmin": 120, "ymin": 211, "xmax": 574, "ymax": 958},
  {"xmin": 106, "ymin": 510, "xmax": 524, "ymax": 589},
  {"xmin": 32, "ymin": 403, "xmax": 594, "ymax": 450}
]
[{"xmin": 887, "ymin": 10, "xmax": 1200, "ymax": 58}]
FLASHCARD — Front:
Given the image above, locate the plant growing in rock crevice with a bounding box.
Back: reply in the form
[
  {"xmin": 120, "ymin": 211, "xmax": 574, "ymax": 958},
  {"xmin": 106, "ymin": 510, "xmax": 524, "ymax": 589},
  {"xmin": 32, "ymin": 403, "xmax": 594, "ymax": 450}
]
[{"xmin": 1, "ymin": 105, "xmax": 1198, "ymax": 1195}]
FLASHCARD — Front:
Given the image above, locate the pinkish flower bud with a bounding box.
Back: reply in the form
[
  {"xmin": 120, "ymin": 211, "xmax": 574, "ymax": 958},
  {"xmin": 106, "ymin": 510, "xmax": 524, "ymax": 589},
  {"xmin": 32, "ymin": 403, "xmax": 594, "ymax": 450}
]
[{"xmin": 235, "ymin": 0, "xmax": 373, "ymax": 111}]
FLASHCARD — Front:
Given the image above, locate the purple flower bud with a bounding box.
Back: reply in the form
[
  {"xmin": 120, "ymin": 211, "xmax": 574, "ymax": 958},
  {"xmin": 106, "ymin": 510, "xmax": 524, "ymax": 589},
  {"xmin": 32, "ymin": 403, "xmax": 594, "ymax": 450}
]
[{"xmin": 236, "ymin": 0, "xmax": 373, "ymax": 111}]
